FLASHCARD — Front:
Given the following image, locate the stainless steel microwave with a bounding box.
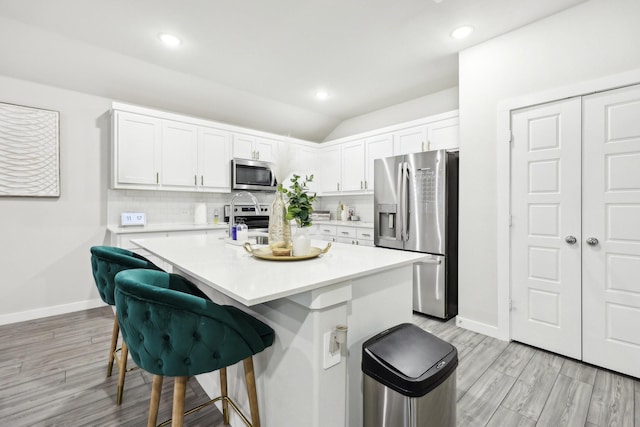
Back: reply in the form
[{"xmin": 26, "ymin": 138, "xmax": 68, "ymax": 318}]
[{"xmin": 231, "ymin": 158, "xmax": 277, "ymax": 191}]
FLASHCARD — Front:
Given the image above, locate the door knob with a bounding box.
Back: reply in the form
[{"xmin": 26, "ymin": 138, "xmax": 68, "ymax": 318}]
[
  {"xmin": 586, "ymin": 237, "xmax": 599, "ymax": 246},
  {"xmin": 565, "ymin": 235, "xmax": 577, "ymax": 245}
]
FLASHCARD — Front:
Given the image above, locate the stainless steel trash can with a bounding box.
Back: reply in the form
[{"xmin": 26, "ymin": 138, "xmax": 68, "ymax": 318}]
[{"xmin": 362, "ymin": 323, "xmax": 458, "ymax": 427}]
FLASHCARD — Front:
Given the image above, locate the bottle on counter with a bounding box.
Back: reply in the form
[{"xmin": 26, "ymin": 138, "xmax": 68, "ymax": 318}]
[
  {"xmin": 213, "ymin": 209, "xmax": 220, "ymax": 224},
  {"xmin": 236, "ymin": 218, "xmax": 249, "ymax": 242},
  {"xmin": 336, "ymin": 201, "xmax": 343, "ymax": 221},
  {"xmin": 268, "ymin": 191, "xmax": 292, "ymax": 251},
  {"xmin": 231, "ymin": 223, "xmax": 237, "ymax": 240}
]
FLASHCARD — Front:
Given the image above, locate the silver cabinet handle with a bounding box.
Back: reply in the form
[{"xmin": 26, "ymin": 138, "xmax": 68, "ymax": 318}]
[
  {"xmin": 341, "ymin": 231, "xmax": 349, "ymax": 235},
  {"xmin": 565, "ymin": 235, "xmax": 577, "ymax": 244},
  {"xmin": 194, "ymin": 175, "xmax": 197, "ymax": 185},
  {"xmin": 586, "ymin": 237, "xmax": 599, "ymax": 246},
  {"xmin": 418, "ymin": 259, "xmax": 441, "ymax": 265}
]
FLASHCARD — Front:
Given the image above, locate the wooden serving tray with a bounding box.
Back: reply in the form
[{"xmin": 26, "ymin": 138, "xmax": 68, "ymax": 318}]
[{"xmin": 243, "ymin": 242, "xmax": 331, "ymax": 261}]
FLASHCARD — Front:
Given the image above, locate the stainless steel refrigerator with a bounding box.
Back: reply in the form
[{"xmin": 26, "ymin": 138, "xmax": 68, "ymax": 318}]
[{"xmin": 374, "ymin": 150, "xmax": 458, "ymax": 319}]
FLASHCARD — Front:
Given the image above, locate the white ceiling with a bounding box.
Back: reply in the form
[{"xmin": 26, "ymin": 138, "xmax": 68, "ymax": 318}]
[{"xmin": 0, "ymin": 0, "xmax": 586, "ymax": 140}]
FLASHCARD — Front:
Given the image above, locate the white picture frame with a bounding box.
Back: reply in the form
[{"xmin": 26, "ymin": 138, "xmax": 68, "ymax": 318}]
[{"xmin": 0, "ymin": 102, "xmax": 60, "ymax": 197}]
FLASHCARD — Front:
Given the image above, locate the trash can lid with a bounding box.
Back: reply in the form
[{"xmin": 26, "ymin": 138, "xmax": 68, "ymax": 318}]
[{"xmin": 362, "ymin": 323, "xmax": 458, "ymax": 397}]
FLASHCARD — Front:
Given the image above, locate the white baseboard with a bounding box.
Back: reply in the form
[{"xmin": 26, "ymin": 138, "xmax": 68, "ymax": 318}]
[
  {"xmin": 0, "ymin": 299, "xmax": 106, "ymax": 326},
  {"xmin": 456, "ymin": 316, "xmax": 509, "ymax": 341}
]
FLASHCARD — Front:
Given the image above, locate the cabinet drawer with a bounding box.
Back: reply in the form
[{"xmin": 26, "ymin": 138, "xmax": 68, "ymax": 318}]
[
  {"xmin": 317, "ymin": 225, "xmax": 337, "ymax": 237},
  {"xmin": 356, "ymin": 228, "xmax": 374, "ymax": 241},
  {"xmin": 336, "ymin": 226, "xmax": 356, "ymax": 239}
]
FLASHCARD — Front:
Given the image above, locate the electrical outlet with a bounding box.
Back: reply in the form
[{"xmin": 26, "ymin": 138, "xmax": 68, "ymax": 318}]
[{"xmin": 323, "ymin": 330, "xmax": 341, "ymax": 369}]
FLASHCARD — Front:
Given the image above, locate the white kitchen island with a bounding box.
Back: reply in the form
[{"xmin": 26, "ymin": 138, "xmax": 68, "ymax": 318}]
[{"xmin": 133, "ymin": 234, "xmax": 426, "ymax": 427}]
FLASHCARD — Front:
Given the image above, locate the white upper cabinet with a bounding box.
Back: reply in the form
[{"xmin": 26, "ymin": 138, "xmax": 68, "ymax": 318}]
[
  {"xmin": 198, "ymin": 127, "xmax": 232, "ymax": 192},
  {"xmin": 233, "ymin": 134, "xmax": 278, "ymax": 162},
  {"xmin": 112, "ymin": 104, "xmax": 234, "ymax": 193},
  {"xmin": 393, "ymin": 117, "xmax": 459, "ymax": 155},
  {"xmin": 161, "ymin": 121, "xmax": 198, "ymax": 188},
  {"xmin": 319, "ymin": 145, "xmax": 342, "ymax": 194},
  {"xmin": 232, "ymin": 134, "xmax": 255, "ymax": 160},
  {"xmin": 394, "ymin": 125, "xmax": 427, "ymax": 155},
  {"xmin": 113, "ymin": 111, "xmax": 161, "ymax": 187},
  {"xmin": 317, "ymin": 133, "xmax": 393, "ymax": 195},
  {"xmin": 427, "ymin": 117, "xmax": 459, "ymax": 151},
  {"xmin": 341, "ymin": 140, "xmax": 366, "ymax": 192},
  {"xmin": 287, "ymin": 143, "xmax": 320, "ymax": 193},
  {"xmin": 365, "ymin": 133, "xmax": 394, "ymax": 191}
]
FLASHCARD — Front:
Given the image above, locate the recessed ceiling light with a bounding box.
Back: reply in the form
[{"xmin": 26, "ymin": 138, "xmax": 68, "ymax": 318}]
[
  {"xmin": 450, "ymin": 26, "xmax": 474, "ymax": 40},
  {"xmin": 316, "ymin": 91, "xmax": 329, "ymax": 100},
  {"xmin": 159, "ymin": 33, "xmax": 181, "ymax": 47}
]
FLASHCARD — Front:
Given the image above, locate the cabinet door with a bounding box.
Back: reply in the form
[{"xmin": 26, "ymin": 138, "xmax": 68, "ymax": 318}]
[
  {"xmin": 427, "ymin": 117, "xmax": 459, "ymax": 151},
  {"xmin": 318, "ymin": 145, "xmax": 342, "ymax": 194},
  {"xmin": 198, "ymin": 127, "xmax": 231, "ymax": 192},
  {"xmin": 255, "ymin": 137, "xmax": 278, "ymax": 162},
  {"xmin": 289, "ymin": 144, "xmax": 320, "ymax": 193},
  {"xmin": 341, "ymin": 140, "xmax": 366, "ymax": 192},
  {"xmin": 394, "ymin": 125, "xmax": 427, "ymax": 155},
  {"xmin": 161, "ymin": 121, "xmax": 198, "ymax": 188},
  {"xmin": 233, "ymin": 134, "xmax": 256, "ymax": 159},
  {"xmin": 115, "ymin": 112, "xmax": 161, "ymax": 186},
  {"xmin": 365, "ymin": 133, "xmax": 394, "ymax": 191}
]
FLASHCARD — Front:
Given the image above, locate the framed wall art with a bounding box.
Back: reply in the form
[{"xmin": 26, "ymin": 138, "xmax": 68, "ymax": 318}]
[{"xmin": 0, "ymin": 102, "xmax": 60, "ymax": 197}]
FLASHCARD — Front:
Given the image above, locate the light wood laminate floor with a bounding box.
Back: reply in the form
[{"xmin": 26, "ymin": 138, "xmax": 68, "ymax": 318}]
[{"xmin": 1, "ymin": 307, "xmax": 638, "ymax": 426}]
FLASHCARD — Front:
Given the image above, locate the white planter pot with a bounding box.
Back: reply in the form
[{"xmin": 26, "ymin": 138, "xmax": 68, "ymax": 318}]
[{"xmin": 292, "ymin": 227, "xmax": 311, "ymax": 256}]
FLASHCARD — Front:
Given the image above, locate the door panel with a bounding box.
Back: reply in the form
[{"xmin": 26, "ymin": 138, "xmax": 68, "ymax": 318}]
[
  {"xmin": 582, "ymin": 84, "xmax": 640, "ymax": 378},
  {"xmin": 510, "ymin": 97, "xmax": 582, "ymax": 359}
]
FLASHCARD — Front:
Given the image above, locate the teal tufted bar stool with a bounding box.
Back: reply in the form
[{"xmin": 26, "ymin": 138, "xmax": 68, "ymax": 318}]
[
  {"xmin": 114, "ymin": 269, "xmax": 275, "ymax": 427},
  {"xmin": 90, "ymin": 245, "xmax": 164, "ymax": 404}
]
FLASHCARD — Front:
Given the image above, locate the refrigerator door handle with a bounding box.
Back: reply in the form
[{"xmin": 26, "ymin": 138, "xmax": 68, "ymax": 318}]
[
  {"xmin": 403, "ymin": 162, "xmax": 410, "ymax": 242},
  {"xmin": 395, "ymin": 163, "xmax": 404, "ymax": 240}
]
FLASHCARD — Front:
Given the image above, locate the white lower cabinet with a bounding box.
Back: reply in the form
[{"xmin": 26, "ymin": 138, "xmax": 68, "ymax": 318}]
[{"xmin": 313, "ymin": 224, "xmax": 373, "ymax": 246}]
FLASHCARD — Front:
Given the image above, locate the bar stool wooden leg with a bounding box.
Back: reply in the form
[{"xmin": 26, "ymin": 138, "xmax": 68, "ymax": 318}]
[
  {"xmin": 172, "ymin": 376, "xmax": 188, "ymax": 427},
  {"xmin": 107, "ymin": 314, "xmax": 119, "ymax": 377},
  {"xmin": 220, "ymin": 367, "xmax": 230, "ymax": 424},
  {"xmin": 147, "ymin": 375, "xmax": 163, "ymax": 427},
  {"xmin": 116, "ymin": 340, "xmax": 129, "ymax": 405},
  {"xmin": 243, "ymin": 356, "xmax": 261, "ymax": 427}
]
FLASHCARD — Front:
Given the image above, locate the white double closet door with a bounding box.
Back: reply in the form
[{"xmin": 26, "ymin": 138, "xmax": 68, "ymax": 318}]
[{"xmin": 511, "ymin": 84, "xmax": 640, "ymax": 378}]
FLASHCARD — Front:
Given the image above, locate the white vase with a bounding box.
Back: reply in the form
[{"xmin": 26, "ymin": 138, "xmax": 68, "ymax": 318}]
[{"xmin": 292, "ymin": 226, "xmax": 311, "ymax": 256}]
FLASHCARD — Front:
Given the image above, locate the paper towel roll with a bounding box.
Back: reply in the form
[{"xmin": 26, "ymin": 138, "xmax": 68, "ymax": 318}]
[{"xmin": 194, "ymin": 203, "xmax": 207, "ymax": 225}]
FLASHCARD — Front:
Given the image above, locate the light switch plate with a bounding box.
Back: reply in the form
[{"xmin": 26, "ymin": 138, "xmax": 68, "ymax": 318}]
[{"xmin": 121, "ymin": 212, "xmax": 146, "ymax": 226}]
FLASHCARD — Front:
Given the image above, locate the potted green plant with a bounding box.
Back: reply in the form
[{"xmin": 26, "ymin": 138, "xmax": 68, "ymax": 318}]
[{"xmin": 278, "ymin": 174, "xmax": 317, "ymax": 255}]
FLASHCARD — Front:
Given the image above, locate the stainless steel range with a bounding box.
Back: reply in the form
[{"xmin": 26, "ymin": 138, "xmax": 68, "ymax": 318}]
[{"xmin": 224, "ymin": 204, "xmax": 271, "ymax": 230}]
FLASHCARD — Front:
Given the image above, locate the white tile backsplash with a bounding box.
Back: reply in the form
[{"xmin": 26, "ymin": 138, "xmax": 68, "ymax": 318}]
[
  {"xmin": 108, "ymin": 190, "xmax": 374, "ymax": 226},
  {"xmin": 318, "ymin": 195, "xmax": 374, "ymax": 222}
]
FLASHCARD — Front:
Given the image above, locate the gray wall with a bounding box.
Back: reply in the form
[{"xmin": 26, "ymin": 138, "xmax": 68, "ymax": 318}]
[
  {"xmin": 457, "ymin": 0, "xmax": 640, "ymax": 330},
  {"xmin": 0, "ymin": 75, "xmax": 110, "ymax": 322},
  {"xmin": 323, "ymin": 87, "xmax": 459, "ymax": 141}
]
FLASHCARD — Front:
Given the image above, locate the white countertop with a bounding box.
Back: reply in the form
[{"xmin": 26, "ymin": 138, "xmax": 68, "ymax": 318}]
[
  {"xmin": 133, "ymin": 234, "xmax": 425, "ymax": 306},
  {"xmin": 107, "ymin": 223, "xmax": 228, "ymax": 234}
]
